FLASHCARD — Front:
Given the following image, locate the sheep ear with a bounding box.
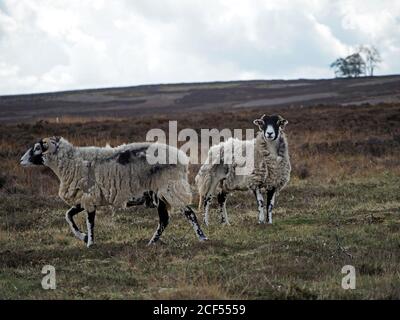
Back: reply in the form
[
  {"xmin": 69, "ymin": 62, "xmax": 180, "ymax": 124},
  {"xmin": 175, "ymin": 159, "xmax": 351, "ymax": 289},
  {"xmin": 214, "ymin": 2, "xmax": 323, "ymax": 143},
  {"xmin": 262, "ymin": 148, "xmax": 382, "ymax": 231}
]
[
  {"xmin": 253, "ymin": 118, "xmax": 265, "ymax": 130},
  {"xmin": 278, "ymin": 117, "xmax": 288, "ymax": 129}
]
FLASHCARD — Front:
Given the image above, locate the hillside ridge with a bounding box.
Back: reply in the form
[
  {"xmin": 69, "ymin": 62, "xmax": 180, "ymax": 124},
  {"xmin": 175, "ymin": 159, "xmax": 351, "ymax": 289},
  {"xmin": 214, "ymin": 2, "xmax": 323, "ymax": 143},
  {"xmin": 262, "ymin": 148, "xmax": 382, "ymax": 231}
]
[{"xmin": 1, "ymin": 75, "xmax": 399, "ymax": 122}]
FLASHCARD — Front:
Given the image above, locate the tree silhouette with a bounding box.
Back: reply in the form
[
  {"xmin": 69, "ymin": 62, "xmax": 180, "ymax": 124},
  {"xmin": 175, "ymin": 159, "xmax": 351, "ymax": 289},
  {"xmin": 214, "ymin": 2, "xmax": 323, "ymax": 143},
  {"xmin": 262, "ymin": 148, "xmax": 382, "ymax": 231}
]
[
  {"xmin": 330, "ymin": 58, "xmax": 349, "ymax": 78},
  {"xmin": 331, "ymin": 45, "xmax": 381, "ymax": 78},
  {"xmin": 346, "ymin": 53, "xmax": 366, "ymax": 77},
  {"xmin": 330, "ymin": 53, "xmax": 366, "ymax": 78}
]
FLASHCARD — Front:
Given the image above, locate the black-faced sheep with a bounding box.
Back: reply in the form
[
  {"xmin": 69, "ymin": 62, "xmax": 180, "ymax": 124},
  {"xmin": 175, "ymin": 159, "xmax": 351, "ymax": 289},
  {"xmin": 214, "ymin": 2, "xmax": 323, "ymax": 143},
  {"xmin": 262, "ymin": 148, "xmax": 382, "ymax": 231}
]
[
  {"xmin": 195, "ymin": 114, "xmax": 291, "ymax": 225},
  {"xmin": 20, "ymin": 136, "xmax": 207, "ymax": 247}
]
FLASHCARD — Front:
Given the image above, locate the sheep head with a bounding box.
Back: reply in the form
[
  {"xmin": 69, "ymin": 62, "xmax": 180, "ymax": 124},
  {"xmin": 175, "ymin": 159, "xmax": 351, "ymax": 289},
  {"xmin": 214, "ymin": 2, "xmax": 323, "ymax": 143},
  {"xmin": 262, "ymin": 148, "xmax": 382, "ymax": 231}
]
[
  {"xmin": 20, "ymin": 136, "xmax": 62, "ymax": 166},
  {"xmin": 253, "ymin": 114, "xmax": 288, "ymax": 141}
]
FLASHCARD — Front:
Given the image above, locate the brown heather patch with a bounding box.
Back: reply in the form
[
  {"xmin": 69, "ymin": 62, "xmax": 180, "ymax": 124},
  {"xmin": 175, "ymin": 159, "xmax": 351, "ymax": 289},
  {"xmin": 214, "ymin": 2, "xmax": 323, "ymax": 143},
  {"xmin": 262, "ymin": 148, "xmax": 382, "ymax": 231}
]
[{"xmin": 0, "ymin": 102, "xmax": 399, "ymax": 299}]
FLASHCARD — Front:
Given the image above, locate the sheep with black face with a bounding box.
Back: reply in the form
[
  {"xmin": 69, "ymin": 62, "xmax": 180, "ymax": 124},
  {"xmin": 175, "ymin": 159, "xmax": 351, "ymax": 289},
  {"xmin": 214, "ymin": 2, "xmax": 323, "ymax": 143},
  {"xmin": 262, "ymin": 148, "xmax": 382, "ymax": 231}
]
[
  {"xmin": 195, "ymin": 114, "xmax": 291, "ymax": 225},
  {"xmin": 20, "ymin": 136, "xmax": 207, "ymax": 247}
]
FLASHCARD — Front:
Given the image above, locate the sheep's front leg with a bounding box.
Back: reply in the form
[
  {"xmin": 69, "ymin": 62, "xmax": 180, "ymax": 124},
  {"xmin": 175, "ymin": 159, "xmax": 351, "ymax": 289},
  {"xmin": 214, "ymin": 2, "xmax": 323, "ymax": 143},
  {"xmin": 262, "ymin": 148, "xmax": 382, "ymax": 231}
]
[
  {"xmin": 65, "ymin": 205, "xmax": 86, "ymax": 241},
  {"xmin": 85, "ymin": 210, "xmax": 96, "ymax": 248},
  {"xmin": 182, "ymin": 206, "xmax": 208, "ymax": 241},
  {"xmin": 266, "ymin": 188, "xmax": 276, "ymax": 225},
  {"xmin": 254, "ymin": 188, "xmax": 266, "ymax": 224},
  {"xmin": 148, "ymin": 200, "xmax": 169, "ymax": 245},
  {"xmin": 203, "ymin": 195, "xmax": 212, "ymax": 226},
  {"xmin": 217, "ymin": 191, "xmax": 230, "ymax": 225}
]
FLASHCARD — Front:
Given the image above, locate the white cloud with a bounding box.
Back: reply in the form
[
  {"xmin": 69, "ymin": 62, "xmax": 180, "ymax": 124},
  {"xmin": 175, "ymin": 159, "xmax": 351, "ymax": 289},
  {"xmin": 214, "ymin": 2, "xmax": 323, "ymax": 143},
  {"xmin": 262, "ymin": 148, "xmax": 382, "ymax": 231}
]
[{"xmin": 0, "ymin": 0, "xmax": 399, "ymax": 94}]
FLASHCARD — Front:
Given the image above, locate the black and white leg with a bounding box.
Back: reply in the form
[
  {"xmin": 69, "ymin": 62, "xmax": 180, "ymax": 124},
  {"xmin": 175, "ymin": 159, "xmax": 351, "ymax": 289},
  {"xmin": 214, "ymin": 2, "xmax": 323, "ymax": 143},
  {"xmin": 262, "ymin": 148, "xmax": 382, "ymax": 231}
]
[
  {"xmin": 144, "ymin": 191, "xmax": 158, "ymax": 208},
  {"xmin": 203, "ymin": 194, "xmax": 212, "ymax": 226},
  {"xmin": 65, "ymin": 205, "xmax": 86, "ymax": 241},
  {"xmin": 182, "ymin": 206, "xmax": 208, "ymax": 241},
  {"xmin": 86, "ymin": 210, "xmax": 96, "ymax": 247},
  {"xmin": 148, "ymin": 200, "xmax": 169, "ymax": 245},
  {"xmin": 217, "ymin": 191, "xmax": 229, "ymax": 225},
  {"xmin": 253, "ymin": 188, "xmax": 266, "ymax": 224},
  {"xmin": 266, "ymin": 188, "xmax": 276, "ymax": 225}
]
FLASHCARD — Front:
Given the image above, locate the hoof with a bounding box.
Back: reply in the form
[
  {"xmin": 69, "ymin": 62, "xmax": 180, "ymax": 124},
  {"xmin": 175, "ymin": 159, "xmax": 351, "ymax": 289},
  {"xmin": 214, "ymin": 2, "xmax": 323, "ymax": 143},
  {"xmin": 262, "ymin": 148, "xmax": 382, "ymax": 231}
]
[
  {"xmin": 258, "ymin": 220, "xmax": 266, "ymax": 225},
  {"xmin": 199, "ymin": 236, "xmax": 208, "ymax": 242},
  {"xmin": 86, "ymin": 241, "xmax": 94, "ymax": 248}
]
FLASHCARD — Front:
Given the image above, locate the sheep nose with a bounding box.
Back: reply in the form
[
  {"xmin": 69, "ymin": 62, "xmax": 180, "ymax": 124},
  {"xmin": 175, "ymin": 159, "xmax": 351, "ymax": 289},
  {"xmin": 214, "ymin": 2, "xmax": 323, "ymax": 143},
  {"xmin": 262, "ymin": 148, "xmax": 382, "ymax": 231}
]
[{"xmin": 266, "ymin": 132, "xmax": 273, "ymax": 136}]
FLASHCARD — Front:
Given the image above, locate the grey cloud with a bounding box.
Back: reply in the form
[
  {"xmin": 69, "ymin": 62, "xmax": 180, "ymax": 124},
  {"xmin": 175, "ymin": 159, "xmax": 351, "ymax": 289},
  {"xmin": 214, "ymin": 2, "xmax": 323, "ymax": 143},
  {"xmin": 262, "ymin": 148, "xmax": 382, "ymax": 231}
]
[{"xmin": 0, "ymin": 0, "xmax": 399, "ymax": 94}]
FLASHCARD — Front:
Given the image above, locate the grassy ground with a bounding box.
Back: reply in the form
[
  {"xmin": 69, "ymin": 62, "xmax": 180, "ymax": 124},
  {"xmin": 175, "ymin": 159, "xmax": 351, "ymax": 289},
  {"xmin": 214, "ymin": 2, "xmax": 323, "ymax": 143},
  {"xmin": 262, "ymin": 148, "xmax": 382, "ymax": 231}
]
[{"xmin": 0, "ymin": 103, "xmax": 399, "ymax": 299}]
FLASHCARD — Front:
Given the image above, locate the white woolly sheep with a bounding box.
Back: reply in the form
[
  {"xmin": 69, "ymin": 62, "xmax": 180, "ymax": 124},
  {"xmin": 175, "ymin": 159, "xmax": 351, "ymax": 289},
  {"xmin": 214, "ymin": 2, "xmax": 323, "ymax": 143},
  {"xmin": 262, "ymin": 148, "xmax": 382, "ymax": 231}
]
[
  {"xmin": 20, "ymin": 136, "xmax": 207, "ymax": 247},
  {"xmin": 195, "ymin": 114, "xmax": 291, "ymax": 225}
]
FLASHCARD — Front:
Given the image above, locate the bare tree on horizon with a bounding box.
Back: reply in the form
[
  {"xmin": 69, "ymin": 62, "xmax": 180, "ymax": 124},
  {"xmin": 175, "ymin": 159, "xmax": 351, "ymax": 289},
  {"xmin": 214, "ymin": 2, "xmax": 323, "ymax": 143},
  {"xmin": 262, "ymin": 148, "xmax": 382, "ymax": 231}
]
[{"xmin": 358, "ymin": 45, "xmax": 382, "ymax": 76}]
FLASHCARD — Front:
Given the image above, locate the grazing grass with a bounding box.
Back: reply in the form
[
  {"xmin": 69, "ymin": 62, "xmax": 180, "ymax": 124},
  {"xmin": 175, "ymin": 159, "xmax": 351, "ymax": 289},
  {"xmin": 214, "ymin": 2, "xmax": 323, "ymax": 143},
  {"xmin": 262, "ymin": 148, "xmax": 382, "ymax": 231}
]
[{"xmin": 0, "ymin": 103, "xmax": 399, "ymax": 299}]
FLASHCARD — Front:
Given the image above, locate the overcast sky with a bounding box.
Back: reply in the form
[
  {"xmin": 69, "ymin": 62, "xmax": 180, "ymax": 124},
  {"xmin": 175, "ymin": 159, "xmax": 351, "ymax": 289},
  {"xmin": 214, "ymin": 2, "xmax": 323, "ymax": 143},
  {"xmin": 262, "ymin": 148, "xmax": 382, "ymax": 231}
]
[{"xmin": 0, "ymin": 0, "xmax": 399, "ymax": 95}]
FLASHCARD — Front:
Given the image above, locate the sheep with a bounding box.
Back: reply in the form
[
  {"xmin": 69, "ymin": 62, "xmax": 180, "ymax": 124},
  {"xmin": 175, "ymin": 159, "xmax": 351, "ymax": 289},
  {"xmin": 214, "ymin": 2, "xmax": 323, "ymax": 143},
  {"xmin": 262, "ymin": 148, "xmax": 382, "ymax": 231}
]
[
  {"xmin": 195, "ymin": 114, "xmax": 291, "ymax": 225},
  {"xmin": 20, "ymin": 136, "xmax": 207, "ymax": 247}
]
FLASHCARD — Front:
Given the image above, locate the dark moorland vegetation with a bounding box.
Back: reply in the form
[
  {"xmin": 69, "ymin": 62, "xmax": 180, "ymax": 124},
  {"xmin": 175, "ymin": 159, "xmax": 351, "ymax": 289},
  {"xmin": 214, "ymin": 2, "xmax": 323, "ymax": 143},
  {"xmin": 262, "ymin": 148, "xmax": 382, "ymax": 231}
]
[{"xmin": 0, "ymin": 98, "xmax": 399, "ymax": 299}]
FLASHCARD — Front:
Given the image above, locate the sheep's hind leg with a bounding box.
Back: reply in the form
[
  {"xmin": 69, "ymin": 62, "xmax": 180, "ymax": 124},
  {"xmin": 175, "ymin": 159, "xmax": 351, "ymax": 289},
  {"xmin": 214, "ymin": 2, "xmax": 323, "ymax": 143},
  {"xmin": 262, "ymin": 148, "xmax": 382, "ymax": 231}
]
[
  {"xmin": 266, "ymin": 188, "xmax": 276, "ymax": 224},
  {"xmin": 65, "ymin": 205, "xmax": 87, "ymax": 242},
  {"xmin": 217, "ymin": 191, "xmax": 230, "ymax": 225},
  {"xmin": 254, "ymin": 188, "xmax": 266, "ymax": 224},
  {"xmin": 85, "ymin": 210, "xmax": 96, "ymax": 248},
  {"xmin": 148, "ymin": 200, "xmax": 169, "ymax": 245},
  {"xmin": 182, "ymin": 206, "xmax": 208, "ymax": 241}
]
